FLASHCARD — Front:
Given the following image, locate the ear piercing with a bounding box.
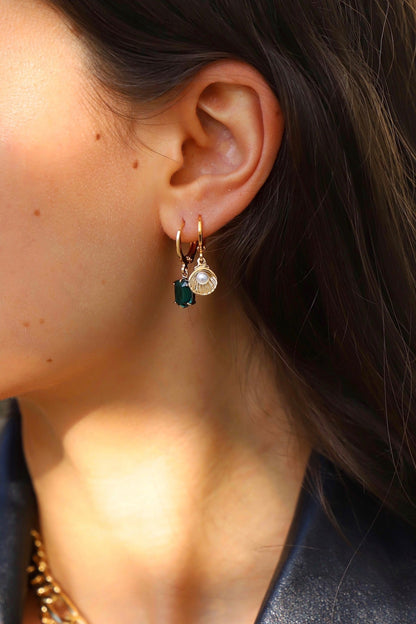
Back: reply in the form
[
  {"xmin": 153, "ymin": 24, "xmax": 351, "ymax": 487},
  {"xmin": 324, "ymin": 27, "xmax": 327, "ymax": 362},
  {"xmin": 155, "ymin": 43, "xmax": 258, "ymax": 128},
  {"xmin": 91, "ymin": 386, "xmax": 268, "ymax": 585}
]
[{"xmin": 174, "ymin": 216, "xmax": 218, "ymax": 307}]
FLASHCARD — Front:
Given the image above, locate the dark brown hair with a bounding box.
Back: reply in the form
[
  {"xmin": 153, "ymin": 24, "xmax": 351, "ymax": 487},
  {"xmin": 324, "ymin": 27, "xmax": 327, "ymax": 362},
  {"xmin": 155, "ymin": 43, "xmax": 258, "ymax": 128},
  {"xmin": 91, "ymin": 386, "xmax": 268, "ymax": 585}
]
[{"xmin": 46, "ymin": 0, "xmax": 416, "ymax": 523}]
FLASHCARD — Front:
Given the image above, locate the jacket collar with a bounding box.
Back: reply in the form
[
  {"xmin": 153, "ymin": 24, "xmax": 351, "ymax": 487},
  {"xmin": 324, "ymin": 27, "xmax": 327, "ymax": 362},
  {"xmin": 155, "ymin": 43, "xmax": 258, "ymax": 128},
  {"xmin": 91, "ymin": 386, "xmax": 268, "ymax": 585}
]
[
  {"xmin": 1, "ymin": 399, "xmax": 415, "ymax": 624},
  {"xmin": 255, "ymin": 455, "xmax": 416, "ymax": 623},
  {"xmin": 0, "ymin": 400, "xmax": 36, "ymax": 624}
]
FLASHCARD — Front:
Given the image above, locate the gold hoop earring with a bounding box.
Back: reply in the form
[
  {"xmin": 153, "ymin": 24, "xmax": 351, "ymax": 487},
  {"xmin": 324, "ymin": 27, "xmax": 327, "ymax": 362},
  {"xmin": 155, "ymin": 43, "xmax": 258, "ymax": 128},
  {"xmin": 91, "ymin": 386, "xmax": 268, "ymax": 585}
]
[
  {"xmin": 188, "ymin": 216, "xmax": 218, "ymax": 296},
  {"xmin": 174, "ymin": 223, "xmax": 197, "ymax": 308}
]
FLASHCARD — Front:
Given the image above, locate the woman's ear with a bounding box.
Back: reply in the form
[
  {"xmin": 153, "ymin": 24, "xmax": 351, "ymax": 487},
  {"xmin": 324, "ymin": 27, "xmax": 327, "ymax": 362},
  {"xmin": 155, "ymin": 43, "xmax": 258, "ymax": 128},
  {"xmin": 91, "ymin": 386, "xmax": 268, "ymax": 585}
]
[{"xmin": 154, "ymin": 60, "xmax": 285, "ymax": 242}]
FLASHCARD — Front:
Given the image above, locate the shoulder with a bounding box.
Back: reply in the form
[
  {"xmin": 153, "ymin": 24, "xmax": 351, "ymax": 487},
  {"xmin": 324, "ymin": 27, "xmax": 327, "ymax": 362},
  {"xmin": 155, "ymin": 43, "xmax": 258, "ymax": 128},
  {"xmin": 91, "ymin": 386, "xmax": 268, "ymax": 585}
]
[{"xmin": 257, "ymin": 455, "xmax": 416, "ymax": 624}]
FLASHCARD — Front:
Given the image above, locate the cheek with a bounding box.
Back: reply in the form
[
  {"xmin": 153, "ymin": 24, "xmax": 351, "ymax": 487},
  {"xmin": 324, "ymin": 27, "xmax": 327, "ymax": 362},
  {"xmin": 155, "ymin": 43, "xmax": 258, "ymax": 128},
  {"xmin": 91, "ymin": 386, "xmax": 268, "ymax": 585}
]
[
  {"xmin": 0, "ymin": 2, "xmax": 162, "ymax": 398},
  {"xmin": 0, "ymin": 125, "xmax": 158, "ymax": 397}
]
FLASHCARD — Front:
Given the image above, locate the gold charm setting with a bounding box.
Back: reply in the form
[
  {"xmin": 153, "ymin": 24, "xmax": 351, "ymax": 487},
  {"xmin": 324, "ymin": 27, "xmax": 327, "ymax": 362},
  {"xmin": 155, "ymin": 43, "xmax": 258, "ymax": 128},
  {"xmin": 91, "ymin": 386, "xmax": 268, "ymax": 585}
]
[
  {"xmin": 188, "ymin": 215, "xmax": 218, "ymax": 297},
  {"xmin": 189, "ymin": 259, "xmax": 218, "ymax": 295}
]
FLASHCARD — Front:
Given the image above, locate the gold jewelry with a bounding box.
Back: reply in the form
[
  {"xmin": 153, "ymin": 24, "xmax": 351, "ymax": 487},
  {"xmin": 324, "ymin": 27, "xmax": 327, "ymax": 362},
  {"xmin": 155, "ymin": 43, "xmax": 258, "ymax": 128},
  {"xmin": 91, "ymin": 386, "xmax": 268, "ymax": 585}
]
[
  {"xmin": 173, "ymin": 222, "xmax": 197, "ymax": 308},
  {"xmin": 188, "ymin": 215, "xmax": 218, "ymax": 296},
  {"xmin": 27, "ymin": 529, "xmax": 88, "ymax": 624}
]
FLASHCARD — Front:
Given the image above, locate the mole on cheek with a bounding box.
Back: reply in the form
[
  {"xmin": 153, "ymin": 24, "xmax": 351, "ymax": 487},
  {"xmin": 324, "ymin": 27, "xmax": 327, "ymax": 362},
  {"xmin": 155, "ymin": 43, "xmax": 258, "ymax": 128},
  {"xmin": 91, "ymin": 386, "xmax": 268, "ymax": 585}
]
[
  {"xmin": 33, "ymin": 210, "xmax": 41, "ymax": 217},
  {"xmin": 46, "ymin": 358, "xmax": 53, "ymax": 363},
  {"xmin": 96, "ymin": 133, "xmax": 101, "ymax": 141},
  {"xmin": 132, "ymin": 160, "xmax": 139, "ymax": 169}
]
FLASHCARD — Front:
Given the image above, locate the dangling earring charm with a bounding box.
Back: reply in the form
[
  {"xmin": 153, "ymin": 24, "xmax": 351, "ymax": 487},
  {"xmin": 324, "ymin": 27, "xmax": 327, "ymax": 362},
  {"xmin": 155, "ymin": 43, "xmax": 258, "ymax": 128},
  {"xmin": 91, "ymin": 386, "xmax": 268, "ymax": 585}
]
[
  {"xmin": 188, "ymin": 216, "xmax": 218, "ymax": 296},
  {"xmin": 174, "ymin": 223, "xmax": 197, "ymax": 308}
]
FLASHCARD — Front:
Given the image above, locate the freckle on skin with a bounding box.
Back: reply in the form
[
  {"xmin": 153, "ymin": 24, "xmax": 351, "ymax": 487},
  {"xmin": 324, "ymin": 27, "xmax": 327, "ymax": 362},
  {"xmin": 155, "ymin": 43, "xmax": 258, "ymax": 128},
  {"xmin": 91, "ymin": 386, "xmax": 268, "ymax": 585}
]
[
  {"xmin": 34, "ymin": 210, "xmax": 41, "ymax": 217},
  {"xmin": 96, "ymin": 133, "xmax": 101, "ymax": 141},
  {"xmin": 22, "ymin": 321, "xmax": 30, "ymax": 328},
  {"xmin": 101, "ymin": 279, "xmax": 107, "ymax": 285},
  {"xmin": 46, "ymin": 359, "xmax": 53, "ymax": 363},
  {"xmin": 39, "ymin": 319, "xmax": 45, "ymax": 325},
  {"xmin": 133, "ymin": 160, "xmax": 139, "ymax": 169}
]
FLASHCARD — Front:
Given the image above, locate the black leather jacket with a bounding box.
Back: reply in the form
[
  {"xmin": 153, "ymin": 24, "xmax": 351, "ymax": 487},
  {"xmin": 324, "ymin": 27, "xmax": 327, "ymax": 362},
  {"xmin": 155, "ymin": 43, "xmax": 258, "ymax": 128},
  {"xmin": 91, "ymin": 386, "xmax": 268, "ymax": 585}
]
[{"xmin": 1, "ymin": 398, "xmax": 415, "ymax": 624}]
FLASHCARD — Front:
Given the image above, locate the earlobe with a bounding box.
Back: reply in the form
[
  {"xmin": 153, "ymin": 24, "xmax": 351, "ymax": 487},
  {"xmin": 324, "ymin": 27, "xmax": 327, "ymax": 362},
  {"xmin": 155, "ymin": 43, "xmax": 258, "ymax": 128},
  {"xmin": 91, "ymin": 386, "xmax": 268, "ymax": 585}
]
[{"xmin": 158, "ymin": 60, "xmax": 285, "ymax": 242}]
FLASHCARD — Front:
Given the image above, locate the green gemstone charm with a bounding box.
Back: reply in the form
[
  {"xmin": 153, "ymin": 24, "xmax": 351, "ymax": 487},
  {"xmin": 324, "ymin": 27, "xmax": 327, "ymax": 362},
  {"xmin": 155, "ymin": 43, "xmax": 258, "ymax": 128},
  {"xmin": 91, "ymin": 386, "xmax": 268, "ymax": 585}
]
[
  {"xmin": 175, "ymin": 224, "xmax": 198, "ymax": 309},
  {"xmin": 174, "ymin": 278, "xmax": 196, "ymax": 308}
]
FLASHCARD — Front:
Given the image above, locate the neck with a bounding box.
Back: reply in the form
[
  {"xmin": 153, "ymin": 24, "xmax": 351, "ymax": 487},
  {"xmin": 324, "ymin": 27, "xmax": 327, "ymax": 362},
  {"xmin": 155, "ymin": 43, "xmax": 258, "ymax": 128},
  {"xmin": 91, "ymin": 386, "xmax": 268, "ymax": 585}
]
[{"xmin": 19, "ymin": 298, "xmax": 310, "ymax": 624}]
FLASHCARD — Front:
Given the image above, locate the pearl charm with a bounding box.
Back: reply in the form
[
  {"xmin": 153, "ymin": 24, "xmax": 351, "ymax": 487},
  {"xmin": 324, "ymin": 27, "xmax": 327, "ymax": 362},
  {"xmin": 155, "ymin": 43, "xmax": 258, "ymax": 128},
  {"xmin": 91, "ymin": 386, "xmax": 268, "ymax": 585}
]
[
  {"xmin": 189, "ymin": 260, "xmax": 218, "ymax": 295},
  {"xmin": 196, "ymin": 271, "xmax": 209, "ymax": 285}
]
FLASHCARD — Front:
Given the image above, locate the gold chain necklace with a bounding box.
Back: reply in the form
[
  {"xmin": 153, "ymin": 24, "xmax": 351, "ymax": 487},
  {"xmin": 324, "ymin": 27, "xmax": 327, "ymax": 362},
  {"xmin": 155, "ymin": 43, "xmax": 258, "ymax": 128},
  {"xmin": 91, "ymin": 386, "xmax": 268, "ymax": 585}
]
[{"xmin": 27, "ymin": 529, "xmax": 88, "ymax": 624}]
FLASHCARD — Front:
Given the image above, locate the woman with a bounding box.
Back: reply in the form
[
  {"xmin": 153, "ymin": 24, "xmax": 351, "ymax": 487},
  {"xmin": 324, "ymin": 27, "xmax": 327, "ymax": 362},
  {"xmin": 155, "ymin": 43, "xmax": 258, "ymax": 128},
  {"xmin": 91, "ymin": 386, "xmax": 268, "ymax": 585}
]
[{"xmin": 0, "ymin": 0, "xmax": 415, "ymax": 622}]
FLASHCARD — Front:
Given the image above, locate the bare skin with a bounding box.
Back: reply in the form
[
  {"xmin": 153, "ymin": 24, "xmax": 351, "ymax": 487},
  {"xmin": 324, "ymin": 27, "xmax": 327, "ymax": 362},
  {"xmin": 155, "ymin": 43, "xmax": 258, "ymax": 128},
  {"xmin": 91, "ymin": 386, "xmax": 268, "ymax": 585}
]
[
  {"xmin": 0, "ymin": 2, "xmax": 310, "ymax": 623},
  {"xmin": 20, "ymin": 302, "xmax": 310, "ymax": 624}
]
